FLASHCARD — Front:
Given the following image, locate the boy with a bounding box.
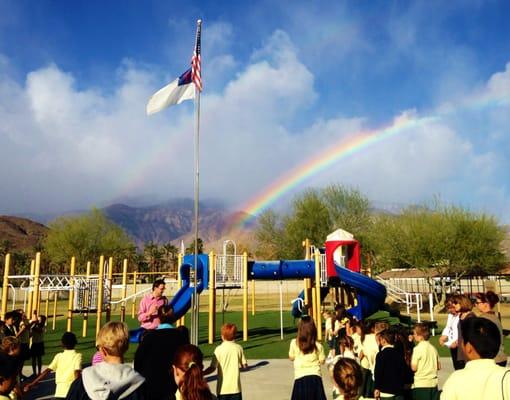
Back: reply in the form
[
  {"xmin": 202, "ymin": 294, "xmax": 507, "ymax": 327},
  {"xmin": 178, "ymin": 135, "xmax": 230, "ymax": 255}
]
[
  {"xmin": 66, "ymin": 321, "xmax": 145, "ymax": 400},
  {"xmin": 205, "ymin": 323, "xmax": 247, "ymax": 400},
  {"xmin": 411, "ymin": 323, "xmax": 440, "ymax": 400},
  {"xmin": 441, "ymin": 317, "xmax": 510, "ymax": 400},
  {"xmin": 25, "ymin": 332, "xmax": 82, "ymax": 399},
  {"xmin": 0, "ymin": 353, "xmax": 18, "ymax": 400},
  {"xmin": 374, "ymin": 329, "xmax": 408, "ymax": 400}
]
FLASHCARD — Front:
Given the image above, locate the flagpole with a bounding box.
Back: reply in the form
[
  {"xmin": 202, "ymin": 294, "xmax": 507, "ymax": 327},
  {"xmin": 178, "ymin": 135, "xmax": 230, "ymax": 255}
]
[{"xmin": 191, "ymin": 19, "xmax": 202, "ymax": 346}]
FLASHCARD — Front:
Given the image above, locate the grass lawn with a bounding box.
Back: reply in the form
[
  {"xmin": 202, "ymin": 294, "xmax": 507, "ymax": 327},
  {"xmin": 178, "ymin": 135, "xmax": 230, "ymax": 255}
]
[{"xmin": 36, "ymin": 306, "xmax": 510, "ymax": 365}]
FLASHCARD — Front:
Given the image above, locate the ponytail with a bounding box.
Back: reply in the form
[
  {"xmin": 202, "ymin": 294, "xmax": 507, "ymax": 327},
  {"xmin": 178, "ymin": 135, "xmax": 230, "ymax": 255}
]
[{"xmin": 174, "ymin": 344, "xmax": 213, "ymax": 400}]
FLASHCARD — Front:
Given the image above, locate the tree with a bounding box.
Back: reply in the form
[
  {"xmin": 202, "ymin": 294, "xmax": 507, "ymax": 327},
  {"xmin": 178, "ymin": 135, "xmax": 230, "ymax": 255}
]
[
  {"xmin": 371, "ymin": 204, "xmax": 506, "ymax": 310},
  {"xmin": 185, "ymin": 238, "xmax": 204, "ymax": 255},
  {"xmin": 282, "ymin": 189, "xmax": 331, "ymax": 258},
  {"xmin": 162, "ymin": 242, "xmax": 178, "ymax": 271},
  {"xmin": 254, "ymin": 209, "xmax": 285, "ymax": 259},
  {"xmin": 143, "ymin": 241, "xmax": 165, "ymax": 272},
  {"xmin": 44, "ymin": 209, "xmax": 135, "ymax": 273}
]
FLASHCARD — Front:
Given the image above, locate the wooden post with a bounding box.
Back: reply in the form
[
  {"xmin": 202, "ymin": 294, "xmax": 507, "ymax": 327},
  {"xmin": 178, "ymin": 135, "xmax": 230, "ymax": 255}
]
[
  {"xmin": 303, "ymin": 238, "xmax": 312, "ymax": 316},
  {"xmin": 33, "ymin": 252, "xmax": 41, "ymax": 318},
  {"xmin": 243, "ymin": 252, "xmax": 248, "ymax": 341},
  {"xmin": 121, "ymin": 259, "xmax": 128, "ymax": 322},
  {"xmin": 312, "ymin": 287, "xmax": 317, "ymax": 325},
  {"xmin": 1, "ymin": 253, "xmax": 11, "ymax": 320},
  {"xmin": 96, "ymin": 255, "xmax": 105, "ymax": 336},
  {"xmin": 208, "ymin": 251, "xmax": 216, "ymax": 344},
  {"xmin": 106, "ymin": 257, "xmax": 114, "ymax": 322},
  {"xmin": 66, "ymin": 257, "xmax": 76, "ymax": 332},
  {"xmin": 83, "ymin": 261, "xmax": 91, "ymax": 337},
  {"xmin": 27, "ymin": 259, "xmax": 35, "ymax": 318},
  {"xmin": 314, "ymin": 250, "xmax": 322, "ymax": 341},
  {"xmin": 251, "ymin": 279, "xmax": 256, "ymax": 316},
  {"xmin": 52, "ymin": 290, "xmax": 58, "ymax": 330},
  {"xmin": 131, "ymin": 271, "xmax": 137, "ymax": 319},
  {"xmin": 44, "ymin": 291, "xmax": 50, "ymax": 320}
]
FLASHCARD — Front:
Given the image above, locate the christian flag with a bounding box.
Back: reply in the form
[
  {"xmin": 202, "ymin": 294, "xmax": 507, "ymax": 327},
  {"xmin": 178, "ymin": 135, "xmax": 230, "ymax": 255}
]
[{"xmin": 146, "ymin": 21, "xmax": 202, "ymax": 115}]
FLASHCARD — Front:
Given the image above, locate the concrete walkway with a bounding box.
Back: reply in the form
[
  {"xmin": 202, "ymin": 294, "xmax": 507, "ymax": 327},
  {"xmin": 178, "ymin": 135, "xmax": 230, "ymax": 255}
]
[{"xmin": 23, "ymin": 357, "xmax": 456, "ymax": 400}]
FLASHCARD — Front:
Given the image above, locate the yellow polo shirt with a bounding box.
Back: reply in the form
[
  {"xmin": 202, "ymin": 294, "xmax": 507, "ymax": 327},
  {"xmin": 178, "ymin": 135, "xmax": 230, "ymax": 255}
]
[
  {"xmin": 441, "ymin": 358, "xmax": 510, "ymax": 400},
  {"xmin": 210, "ymin": 340, "xmax": 247, "ymax": 395},
  {"xmin": 48, "ymin": 349, "xmax": 82, "ymax": 398},
  {"xmin": 412, "ymin": 340, "xmax": 439, "ymax": 388},
  {"xmin": 289, "ymin": 339, "xmax": 325, "ymax": 379}
]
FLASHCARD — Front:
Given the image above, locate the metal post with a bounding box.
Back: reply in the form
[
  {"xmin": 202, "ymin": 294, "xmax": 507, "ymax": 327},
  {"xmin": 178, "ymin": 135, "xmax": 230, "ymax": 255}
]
[
  {"xmin": 243, "ymin": 251, "xmax": 248, "ymax": 341},
  {"xmin": 208, "ymin": 251, "xmax": 216, "ymax": 344},
  {"xmin": 33, "ymin": 252, "xmax": 41, "ymax": 318},
  {"xmin": 121, "ymin": 259, "xmax": 128, "ymax": 322},
  {"xmin": 66, "ymin": 257, "xmax": 76, "ymax": 332},
  {"xmin": 52, "ymin": 289, "xmax": 58, "ymax": 330},
  {"xmin": 96, "ymin": 255, "xmax": 105, "ymax": 335},
  {"xmin": 83, "ymin": 261, "xmax": 91, "ymax": 337},
  {"xmin": 280, "ymin": 280, "xmax": 283, "ymax": 340},
  {"xmin": 106, "ymin": 256, "xmax": 114, "ymax": 322},
  {"xmin": 1, "ymin": 254, "xmax": 11, "ymax": 320},
  {"xmin": 314, "ymin": 250, "xmax": 322, "ymax": 341},
  {"xmin": 251, "ymin": 279, "xmax": 256, "ymax": 316},
  {"xmin": 131, "ymin": 270, "xmax": 138, "ymax": 319}
]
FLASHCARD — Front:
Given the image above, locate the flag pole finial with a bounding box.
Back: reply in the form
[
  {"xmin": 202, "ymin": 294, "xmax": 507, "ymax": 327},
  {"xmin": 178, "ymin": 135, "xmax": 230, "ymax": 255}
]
[{"xmin": 197, "ymin": 19, "xmax": 202, "ymax": 25}]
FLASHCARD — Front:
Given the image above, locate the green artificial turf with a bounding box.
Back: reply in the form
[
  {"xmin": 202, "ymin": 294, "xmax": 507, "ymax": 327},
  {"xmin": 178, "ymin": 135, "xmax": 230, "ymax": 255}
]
[{"xmin": 36, "ymin": 310, "xmax": 510, "ymax": 365}]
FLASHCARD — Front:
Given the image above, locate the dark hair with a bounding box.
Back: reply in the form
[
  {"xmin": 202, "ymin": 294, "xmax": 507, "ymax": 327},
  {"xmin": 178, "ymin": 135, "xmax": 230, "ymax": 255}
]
[
  {"xmin": 221, "ymin": 323, "xmax": 237, "ymax": 341},
  {"xmin": 0, "ymin": 352, "xmax": 18, "ymax": 393},
  {"xmin": 338, "ymin": 335, "xmax": 354, "ymax": 352},
  {"xmin": 351, "ymin": 320, "xmax": 365, "ymax": 343},
  {"xmin": 335, "ymin": 304, "xmax": 349, "ymax": 321},
  {"xmin": 297, "ymin": 316, "xmax": 317, "ymax": 354},
  {"xmin": 152, "ymin": 279, "xmax": 166, "ymax": 290},
  {"xmin": 414, "ymin": 323, "xmax": 431, "ymax": 340},
  {"xmin": 377, "ymin": 329, "xmax": 395, "ymax": 345},
  {"xmin": 332, "ymin": 358, "xmax": 362, "ymax": 400},
  {"xmin": 461, "ymin": 317, "xmax": 500, "ymax": 359},
  {"xmin": 475, "ymin": 291, "xmax": 500, "ymax": 309},
  {"xmin": 61, "ymin": 332, "xmax": 78, "ymax": 349},
  {"xmin": 173, "ymin": 344, "xmax": 213, "ymax": 400},
  {"xmin": 176, "ymin": 325, "xmax": 190, "ymax": 345},
  {"xmin": 158, "ymin": 304, "xmax": 177, "ymax": 325},
  {"xmin": 4, "ymin": 311, "xmax": 20, "ymax": 323}
]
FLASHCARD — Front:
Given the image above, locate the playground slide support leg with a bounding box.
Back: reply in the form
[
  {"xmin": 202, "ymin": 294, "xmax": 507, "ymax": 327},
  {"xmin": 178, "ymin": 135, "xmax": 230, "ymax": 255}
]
[
  {"xmin": 131, "ymin": 271, "xmax": 137, "ymax": 320},
  {"xmin": 67, "ymin": 256, "xmax": 76, "ymax": 332},
  {"xmin": 1, "ymin": 253, "xmax": 10, "ymax": 320},
  {"xmin": 106, "ymin": 257, "xmax": 114, "ymax": 322},
  {"xmin": 83, "ymin": 261, "xmax": 91, "ymax": 337},
  {"xmin": 27, "ymin": 260, "xmax": 35, "ymax": 318},
  {"xmin": 243, "ymin": 252, "xmax": 248, "ymax": 342},
  {"xmin": 208, "ymin": 251, "xmax": 216, "ymax": 344},
  {"xmin": 96, "ymin": 255, "xmax": 105, "ymax": 336},
  {"xmin": 121, "ymin": 259, "xmax": 128, "ymax": 322},
  {"xmin": 314, "ymin": 250, "xmax": 322, "ymax": 341},
  {"xmin": 33, "ymin": 253, "xmax": 41, "ymax": 319}
]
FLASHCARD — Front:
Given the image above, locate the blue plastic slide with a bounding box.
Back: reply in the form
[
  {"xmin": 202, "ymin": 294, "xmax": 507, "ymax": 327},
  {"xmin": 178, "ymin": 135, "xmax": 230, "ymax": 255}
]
[
  {"xmin": 334, "ymin": 263, "xmax": 386, "ymax": 320},
  {"xmin": 291, "ymin": 287, "xmax": 330, "ymax": 318},
  {"xmin": 170, "ymin": 254, "xmax": 209, "ymax": 320}
]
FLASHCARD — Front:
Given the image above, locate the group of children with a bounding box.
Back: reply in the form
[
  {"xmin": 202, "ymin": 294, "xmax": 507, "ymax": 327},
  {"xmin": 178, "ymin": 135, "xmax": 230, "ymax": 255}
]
[
  {"xmin": 0, "ymin": 305, "xmax": 248, "ymax": 400},
  {"xmin": 289, "ymin": 306, "xmax": 441, "ymax": 400}
]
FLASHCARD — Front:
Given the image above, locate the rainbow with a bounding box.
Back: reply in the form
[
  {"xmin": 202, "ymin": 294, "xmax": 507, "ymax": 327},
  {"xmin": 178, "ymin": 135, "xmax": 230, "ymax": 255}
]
[
  {"xmin": 234, "ymin": 114, "xmax": 439, "ymax": 226},
  {"xmin": 234, "ymin": 89, "xmax": 510, "ymax": 226}
]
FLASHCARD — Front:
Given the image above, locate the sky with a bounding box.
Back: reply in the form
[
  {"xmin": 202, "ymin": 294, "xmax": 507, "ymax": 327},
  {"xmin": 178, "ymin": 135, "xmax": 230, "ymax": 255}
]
[{"xmin": 0, "ymin": 0, "xmax": 509, "ymax": 222}]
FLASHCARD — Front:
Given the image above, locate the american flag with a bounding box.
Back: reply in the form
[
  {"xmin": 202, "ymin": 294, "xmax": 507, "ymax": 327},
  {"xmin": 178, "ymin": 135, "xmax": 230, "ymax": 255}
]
[{"xmin": 191, "ymin": 20, "xmax": 202, "ymax": 92}]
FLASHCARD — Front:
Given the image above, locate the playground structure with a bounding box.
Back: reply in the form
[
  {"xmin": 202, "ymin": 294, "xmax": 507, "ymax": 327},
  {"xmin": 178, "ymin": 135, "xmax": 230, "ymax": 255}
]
[{"xmin": 1, "ymin": 229, "xmax": 389, "ymax": 343}]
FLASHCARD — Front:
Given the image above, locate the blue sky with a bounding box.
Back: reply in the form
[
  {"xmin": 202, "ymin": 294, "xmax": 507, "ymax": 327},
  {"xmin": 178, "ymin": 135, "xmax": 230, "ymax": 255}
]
[{"xmin": 1, "ymin": 1, "xmax": 509, "ymax": 222}]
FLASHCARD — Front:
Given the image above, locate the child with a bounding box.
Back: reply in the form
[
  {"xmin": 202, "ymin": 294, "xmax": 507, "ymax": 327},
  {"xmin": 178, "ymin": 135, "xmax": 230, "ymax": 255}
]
[
  {"xmin": 410, "ymin": 323, "xmax": 440, "ymax": 400},
  {"xmin": 0, "ymin": 353, "xmax": 18, "ymax": 400},
  {"xmin": 173, "ymin": 344, "xmax": 213, "ymax": 400},
  {"xmin": 328, "ymin": 335, "xmax": 357, "ymax": 400},
  {"xmin": 332, "ymin": 358, "xmax": 364, "ymax": 400},
  {"xmin": 442, "ymin": 317, "xmax": 510, "ymax": 399},
  {"xmin": 323, "ymin": 311, "xmax": 336, "ymax": 362},
  {"xmin": 66, "ymin": 321, "xmax": 146, "ymax": 400},
  {"xmin": 1, "ymin": 336, "xmax": 23, "ymax": 399},
  {"xmin": 373, "ymin": 329, "xmax": 408, "ymax": 400},
  {"xmin": 204, "ymin": 323, "xmax": 247, "ymax": 400},
  {"xmin": 288, "ymin": 316, "xmax": 326, "ymax": 400},
  {"xmin": 30, "ymin": 314, "xmax": 46, "ymax": 376},
  {"xmin": 25, "ymin": 332, "xmax": 82, "ymax": 399}
]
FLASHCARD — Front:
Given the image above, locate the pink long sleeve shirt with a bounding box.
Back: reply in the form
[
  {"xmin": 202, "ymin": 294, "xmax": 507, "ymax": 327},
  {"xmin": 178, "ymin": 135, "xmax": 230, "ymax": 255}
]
[{"xmin": 137, "ymin": 293, "xmax": 168, "ymax": 329}]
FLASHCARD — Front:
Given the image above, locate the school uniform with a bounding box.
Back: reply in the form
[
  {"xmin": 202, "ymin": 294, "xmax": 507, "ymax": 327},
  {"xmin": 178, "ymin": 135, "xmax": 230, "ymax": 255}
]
[
  {"xmin": 209, "ymin": 340, "xmax": 247, "ymax": 400},
  {"xmin": 374, "ymin": 345, "xmax": 407, "ymax": 399},
  {"xmin": 289, "ymin": 339, "xmax": 326, "ymax": 400},
  {"xmin": 48, "ymin": 349, "xmax": 82, "ymax": 398},
  {"xmin": 411, "ymin": 340, "xmax": 439, "ymax": 400}
]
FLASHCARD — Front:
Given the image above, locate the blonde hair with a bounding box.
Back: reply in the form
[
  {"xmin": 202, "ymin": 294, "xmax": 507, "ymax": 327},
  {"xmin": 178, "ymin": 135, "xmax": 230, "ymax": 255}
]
[{"xmin": 96, "ymin": 321, "xmax": 129, "ymax": 357}]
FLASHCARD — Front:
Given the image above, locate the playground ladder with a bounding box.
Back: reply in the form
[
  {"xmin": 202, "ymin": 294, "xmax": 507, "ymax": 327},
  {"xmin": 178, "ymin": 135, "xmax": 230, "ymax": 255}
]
[{"xmin": 215, "ymin": 254, "xmax": 243, "ymax": 288}]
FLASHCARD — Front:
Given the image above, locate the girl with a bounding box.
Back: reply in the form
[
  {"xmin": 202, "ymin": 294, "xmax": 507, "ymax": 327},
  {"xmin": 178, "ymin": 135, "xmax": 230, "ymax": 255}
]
[
  {"xmin": 30, "ymin": 315, "xmax": 46, "ymax": 376},
  {"xmin": 288, "ymin": 316, "xmax": 326, "ymax": 400},
  {"xmin": 338, "ymin": 335, "xmax": 356, "ymax": 360},
  {"xmin": 173, "ymin": 344, "xmax": 214, "ymax": 400},
  {"xmin": 332, "ymin": 358, "xmax": 365, "ymax": 400},
  {"xmin": 323, "ymin": 311, "xmax": 336, "ymax": 362}
]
